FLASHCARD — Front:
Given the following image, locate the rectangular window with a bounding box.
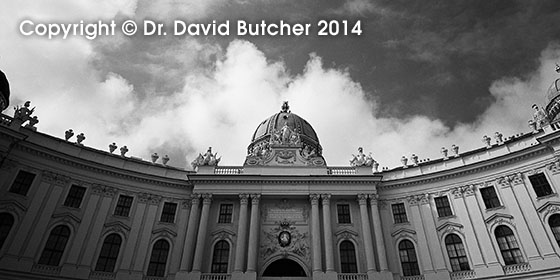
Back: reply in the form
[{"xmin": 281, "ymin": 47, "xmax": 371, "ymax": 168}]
[
  {"xmin": 9, "ymin": 170, "xmax": 36, "ymax": 196},
  {"xmin": 160, "ymin": 202, "xmax": 177, "ymax": 223},
  {"xmin": 392, "ymin": 203, "xmax": 408, "ymax": 223},
  {"xmin": 63, "ymin": 185, "xmax": 87, "ymax": 208},
  {"xmin": 480, "ymin": 186, "xmax": 501, "ymax": 209},
  {"xmin": 337, "ymin": 204, "xmax": 351, "ymax": 224},
  {"xmin": 218, "ymin": 204, "xmax": 233, "ymax": 223},
  {"xmin": 435, "ymin": 196, "xmax": 453, "ymax": 217},
  {"xmin": 529, "ymin": 173, "xmax": 554, "ymax": 197},
  {"xmin": 114, "ymin": 195, "xmax": 133, "ymax": 217}
]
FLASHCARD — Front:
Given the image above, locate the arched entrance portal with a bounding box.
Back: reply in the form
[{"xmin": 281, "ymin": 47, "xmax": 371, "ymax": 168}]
[{"xmin": 262, "ymin": 259, "xmax": 307, "ymax": 277}]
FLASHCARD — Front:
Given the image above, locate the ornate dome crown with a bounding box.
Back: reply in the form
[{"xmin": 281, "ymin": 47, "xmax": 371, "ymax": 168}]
[
  {"xmin": 0, "ymin": 70, "xmax": 10, "ymax": 112},
  {"xmin": 545, "ymin": 64, "xmax": 560, "ymax": 122},
  {"xmin": 245, "ymin": 102, "xmax": 325, "ymax": 166},
  {"xmin": 248, "ymin": 101, "xmax": 322, "ymax": 156}
]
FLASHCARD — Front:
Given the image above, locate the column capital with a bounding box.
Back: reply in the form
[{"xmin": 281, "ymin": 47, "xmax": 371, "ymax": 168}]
[
  {"xmin": 369, "ymin": 193, "xmax": 379, "ymax": 204},
  {"xmin": 239, "ymin": 193, "xmax": 250, "ymax": 204},
  {"xmin": 321, "ymin": 194, "xmax": 331, "ymax": 204},
  {"xmin": 181, "ymin": 199, "xmax": 192, "ymax": 209},
  {"xmin": 250, "ymin": 194, "xmax": 261, "ymax": 204},
  {"xmin": 357, "ymin": 193, "xmax": 368, "ymax": 205},
  {"xmin": 310, "ymin": 193, "xmax": 320, "ymax": 205},
  {"xmin": 191, "ymin": 193, "xmax": 201, "ymax": 205},
  {"xmin": 201, "ymin": 193, "xmax": 212, "ymax": 205}
]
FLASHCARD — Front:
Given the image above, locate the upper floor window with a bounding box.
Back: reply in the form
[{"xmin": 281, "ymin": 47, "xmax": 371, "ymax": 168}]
[
  {"xmin": 337, "ymin": 204, "xmax": 351, "ymax": 224},
  {"xmin": 38, "ymin": 225, "xmax": 71, "ymax": 266},
  {"xmin": 147, "ymin": 239, "xmax": 169, "ymax": 277},
  {"xmin": 480, "ymin": 186, "xmax": 501, "ymax": 209},
  {"xmin": 114, "ymin": 195, "xmax": 133, "ymax": 217},
  {"xmin": 528, "ymin": 173, "xmax": 554, "ymax": 197},
  {"xmin": 434, "ymin": 196, "xmax": 453, "ymax": 217},
  {"xmin": 211, "ymin": 240, "xmax": 230, "ymax": 273},
  {"xmin": 160, "ymin": 202, "xmax": 177, "ymax": 223},
  {"xmin": 0, "ymin": 213, "xmax": 14, "ymax": 250},
  {"xmin": 339, "ymin": 241, "xmax": 358, "ymax": 273},
  {"xmin": 549, "ymin": 214, "xmax": 560, "ymax": 247},
  {"xmin": 495, "ymin": 225, "xmax": 523, "ymax": 265},
  {"xmin": 63, "ymin": 185, "xmax": 87, "ymax": 208},
  {"xmin": 95, "ymin": 234, "xmax": 122, "ymax": 272},
  {"xmin": 392, "ymin": 203, "xmax": 408, "ymax": 223},
  {"xmin": 9, "ymin": 170, "xmax": 35, "ymax": 196},
  {"xmin": 445, "ymin": 234, "xmax": 470, "ymax": 271},
  {"xmin": 218, "ymin": 204, "xmax": 233, "ymax": 223},
  {"xmin": 398, "ymin": 240, "xmax": 420, "ymax": 276}
]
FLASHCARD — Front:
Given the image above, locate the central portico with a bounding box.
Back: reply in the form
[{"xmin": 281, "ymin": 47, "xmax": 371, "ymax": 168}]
[{"xmin": 181, "ymin": 102, "xmax": 391, "ymax": 280}]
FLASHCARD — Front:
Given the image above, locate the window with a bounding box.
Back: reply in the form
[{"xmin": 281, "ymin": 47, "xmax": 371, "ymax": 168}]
[
  {"xmin": 0, "ymin": 213, "xmax": 14, "ymax": 250},
  {"xmin": 160, "ymin": 202, "xmax": 177, "ymax": 223},
  {"xmin": 337, "ymin": 204, "xmax": 351, "ymax": 224},
  {"xmin": 495, "ymin": 226, "xmax": 523, "ymax": 265},
  {"xmin": 9, "ymin": 170, "xmax": 35, "ymax": 196},
  {"xmin": 434, "ymin": 196, "xmax": 453, "ymax": 217},
  {"xmin": 445, "ymin": 234, "xmax": 470, "ymax": 271},
  {"xmin": 528, "ymin": 173, "xmax": 554, "ymax": 197},
  {"xmin": 95, "ymin": 234, "xmax": 122, "ymax": 272},
  {"xmin": 398, "ymin": 240, "xmax": 420, "ymax": 276},
  {"xmin": 480, "ymin": 186, "xmax": 501, "ymax": 209},
  {"xmin": 392, "ymin": 203, "xmax": 408, "ymax": 223},
  {"xmin": 114, "ymin": 195, "xmax": 133, "ymax": 217},
  {"xmin": 218, "ymin": 204, "xmax": 233, "ymax": 223},
  {"xmin": 549, "ymin": 214, "xmax": 560, "ymax": 247},
  {"xmin": 63, "ymin": 185, "xmax": 87, "ymax": 208},
  {"xmin": 339, "ymin": 241, "xmax": 358, "ymax": 273},
  {"xmin": 147, "ymin": 240, "xmax": 169, "ymax": 277},
  {"xmin": 38, "ymin": 225, "xmax": 71, "ymax": 266},
  {"xmin": 211, "ymin": 240, "xmax": 230, "ymax": 273}
]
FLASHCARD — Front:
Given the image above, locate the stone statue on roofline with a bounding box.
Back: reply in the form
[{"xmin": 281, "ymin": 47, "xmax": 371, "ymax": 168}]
[
  {"xmin": 13, "ymin": 101, "xmax": 35, "ymax": 122},
  {"xmin": 532, "ymin": 104, "xmax": 549, "ymax": 128},
  {"xmin": 350, "ymin": 147, "xmax": 374, "ymax": 167},
  {"xmin": 191, "ymin": 146, "xmax": 221, "ymax": 169}
]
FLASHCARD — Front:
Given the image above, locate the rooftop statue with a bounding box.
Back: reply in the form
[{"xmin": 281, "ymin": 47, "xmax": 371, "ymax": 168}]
[
  {"xmin": 532, "ymin": 104, "xmax": 549, "ymax": 128},
  {"xmin": 350, "ymin": 147, "xmax": 374, "ymax": 167},
  {"xmin": 192, "ymin": 147, "xmax": 221, "ymax": 169},
  {"xmin": 13, "ymin": 101, "xmax": 35, "ymax": 123},
  {"xmin": 270, "ymin": 122, "xmax": 300, "ymax": 146}
]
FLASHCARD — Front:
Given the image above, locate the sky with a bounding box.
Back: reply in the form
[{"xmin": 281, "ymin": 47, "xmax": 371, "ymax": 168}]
[{"xmin": 1, "ymin": 0, "xmax": 560, "ymax": 169}]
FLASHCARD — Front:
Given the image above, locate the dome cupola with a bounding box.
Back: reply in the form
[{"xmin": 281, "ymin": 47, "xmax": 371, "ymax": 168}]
[{"xmin": 245, "ymin": 102, "xmax": 325, "ymax": 166}]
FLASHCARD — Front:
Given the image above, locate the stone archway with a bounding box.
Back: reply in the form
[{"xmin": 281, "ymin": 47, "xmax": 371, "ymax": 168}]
[{"xmin": 262, "ymin": 258, "xmax": 307, "ymax": 277}]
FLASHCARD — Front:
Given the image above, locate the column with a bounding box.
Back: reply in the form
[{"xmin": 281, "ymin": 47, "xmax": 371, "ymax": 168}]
[
  {"xmin": 192, "ymin": 194, "xmax": 212, "ymax": 272},
  {"xmin": 169, "ymin": 200, "xmax": 192, "ymax": 273},
  {"xmin": 369, "ymin": 194, "xmax": 388, "ymax": 271},
  {"xmin": 358, "ymin": 194, "xmax": 376, "ymax": 272},
  {"xmin": 310, "ymin": 194, "xmax": 323, "ymax": 273},
  {"xmin": 246, "ymin": 194, "xmax": 261, "ymax": 272},
  {"xmin": 234, "ymin": 194, "xmax": 250, "ymax": 272},
  {"xmin": 180, "ymin": 194, "xmax": 201, "ymax": 272},
  {"xmin": 321, "ymin": 194, "xmax": 335, "ymax": 272}
]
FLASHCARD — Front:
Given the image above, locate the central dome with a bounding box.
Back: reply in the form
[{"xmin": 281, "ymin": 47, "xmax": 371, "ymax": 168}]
[{"xmin": 247, "ymin": 102, "xmax": 323, "ymax": 157}]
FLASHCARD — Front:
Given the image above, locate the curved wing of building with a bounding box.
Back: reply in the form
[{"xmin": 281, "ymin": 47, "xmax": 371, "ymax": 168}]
[{"xmin": 1, "ymin": 75, "xmax": 560, "ymax": 280}]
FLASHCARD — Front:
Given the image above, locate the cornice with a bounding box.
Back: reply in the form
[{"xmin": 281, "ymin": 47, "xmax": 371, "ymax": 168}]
[
  {"xmin": 379, "ymin": 144, "xmax": 549, "ymax": 190},
  {"xmin": 15, "ymin": 143, "xmax": 192, "ymax": 189},
  {"xmin": 188, "ymin": 174, "xmax": 382, "ymax": 185}
]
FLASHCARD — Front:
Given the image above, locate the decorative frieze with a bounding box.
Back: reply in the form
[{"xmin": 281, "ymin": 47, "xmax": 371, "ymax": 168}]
[
  {"xmin": 452, "ymin": 185, "xmax": 476, "ymax": 198},
  {"xmin": 138, "ymin": 193, "xmax": 163, "ymax": 205},
  {"xmin": 41, "ymin": 170, "xmax": 70, "ymax": 186},
  {"xmin": 181, "ymin": 199, "xmax": 192, "ymax": 209},
  {"xmin": 407, "ymin": 194, "xmax": 429, "ymax": 205},
  {"xmin": 92, "ymin": 184, "xmax": 118, "ymax": 197}
]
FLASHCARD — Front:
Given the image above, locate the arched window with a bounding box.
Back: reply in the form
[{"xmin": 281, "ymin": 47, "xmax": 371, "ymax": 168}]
[
  {"xmin": 147, "ymin": 240, "xmax": 169, "ymax": 277},
  {"xmin": 495, "ymin": 226, "xmax": 523, "ymax": 265},
  {"xmin": 445, "ymin": 234, "xmax": 470, "ymax": 271},
  {"xmin": 549, "ymin": 214, "xmax": 560, "ymax": 247},
  {"xmin": 339, "ymin": 241, "xmax": 357, "ymax": 273},
  {"xmin": 0, "ymin": 213, "xmax": 14, "ymax": 250},
  {"xmin": 95, "ymin": 234, "xmax": 122, "ymax": 272},
  {"xmin": 398, "ymin": 240, "xmax": 420, "ymax": 276},
  {"xmin": 38, "ymin": 225, "xmax": 71, "ymax": 266},
  {"xmin": 211, "ymin": 240, "xmax": 230, "ymax": 273}
]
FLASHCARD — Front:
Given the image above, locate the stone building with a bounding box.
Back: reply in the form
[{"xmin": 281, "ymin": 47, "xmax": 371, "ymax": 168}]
[{"xmin": 1, "ymin": 70, "xmax": 560, "ymax": 280}]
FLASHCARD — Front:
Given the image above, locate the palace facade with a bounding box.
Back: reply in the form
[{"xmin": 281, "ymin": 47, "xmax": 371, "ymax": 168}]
[{"xmin": 1, "ymin": 71, "xmax": 560, "ymax": 280}]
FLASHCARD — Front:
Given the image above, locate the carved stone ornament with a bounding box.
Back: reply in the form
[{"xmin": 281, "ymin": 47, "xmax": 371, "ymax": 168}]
[
  {"xmin": 349, "ymin": 147, "xmax": 375, "ymax": 167},
  {"xmin": 239, "ymin": 193, "xmax": 250, "ymax": 204},
  {"xmin": 13, "ymin": 101, "xmax": 35, "ymax": 125},
  {"xmin": 138, "ymin": 193, "xmax": 162, "ymax": 205},
  {"xmin": 260, "ymin": 220, "xmax": 309, "ymax": 263},
  {"xmin": 309, "ymin": 194, "xmax": 320, "ymax": 205},
  {"xmin": 92, "ymin": 184, "xmax": 118, "ymax": 197},
  {"xmin": 181, "ymin": 199, "xmax": 192, "ymax": 209},
  {"xmin": 357, "ymin": 193, "xmax": 369, "ymax": 205},
  {"xmin": 407, "ymin": 194, "xmax": 429, "ymax": 205},
  {"xmin": 42, "ymin": 170, "xmax": 70, "ymax": 186},
  {"xmin": 452, "ymin": 185, "xmax": 476, "ymax": 199},
  {"xmin": 548, "ymin": 158, "xmax": 560, "ymax": 174},
  {"xmin": 192, "ymin": 147, "xmax": 221, "ymax": 169},
  {"xmin": 250, "ymin": 194, "xmax": 261, "ymax": 204}
]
